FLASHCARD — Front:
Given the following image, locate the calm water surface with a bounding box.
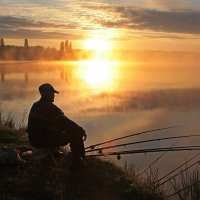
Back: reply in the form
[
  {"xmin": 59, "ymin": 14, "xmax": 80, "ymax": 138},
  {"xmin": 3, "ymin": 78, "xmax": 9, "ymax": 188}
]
[{"xmin": 0, "ymin": 60, "xmax": 200, "ymax": 175}]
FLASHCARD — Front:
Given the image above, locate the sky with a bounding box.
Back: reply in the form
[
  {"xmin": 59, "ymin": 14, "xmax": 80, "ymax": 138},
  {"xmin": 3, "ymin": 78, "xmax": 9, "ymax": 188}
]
[{"xmin": 0, "ymin": 0, "xmax": 200, "ymax": 51}]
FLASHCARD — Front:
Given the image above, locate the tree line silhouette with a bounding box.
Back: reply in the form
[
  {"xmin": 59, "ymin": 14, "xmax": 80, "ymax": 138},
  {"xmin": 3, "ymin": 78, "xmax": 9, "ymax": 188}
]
[
  {"xmin": 0, "ymin": 38, "xmax": 93, "ymax": 61},
  {"xmin": 1, "ymin": 38, "xmax": 200, "ymax": 62}
]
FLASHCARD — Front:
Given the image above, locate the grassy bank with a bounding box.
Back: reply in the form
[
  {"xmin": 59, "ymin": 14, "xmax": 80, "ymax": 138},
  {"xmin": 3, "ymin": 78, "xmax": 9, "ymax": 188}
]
[
  {"xmin": 0, "ymin": 120, "xmax": 165, "ymax": 200},
  {"xmin": 1, "ymin": 111, "xmax": 200, "ymax": 199}
]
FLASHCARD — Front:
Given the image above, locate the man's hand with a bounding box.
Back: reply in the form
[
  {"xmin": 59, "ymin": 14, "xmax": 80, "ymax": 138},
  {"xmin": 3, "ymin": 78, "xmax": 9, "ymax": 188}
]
[{"xmin": 82, "ymin": 130, "xmax": 87, "ymax": 141}]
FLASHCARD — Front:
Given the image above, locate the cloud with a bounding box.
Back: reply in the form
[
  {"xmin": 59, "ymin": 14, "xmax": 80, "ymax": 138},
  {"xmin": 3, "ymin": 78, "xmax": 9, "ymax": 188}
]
[
  {"xmin": 140, "ymin": 34, "xmax": 186, "ymax": 39},
  {"xmin": 85, "ymin": 4, "xmax": 200, "ymax": 35},
  {"xmin": 0, "ymin": 16, "xmax": 84, "ymax": 39},
  {"xmin": 0, "ymin": 28, "xmax": 83, "ymax": 39},
  {"xmin": 0, "ymin": 16, "xmax": 77, "ymax": 29},
  {"xmin": 138, "ymin": 0, "xmax": 197, "ymax": 11},
  {"xmin": 0, "ymin": 1, "xmax": 200, "ymax": 41},
  {"xmin": 123, "ymin": 9, "xmax": 200, "ymax": 34}
]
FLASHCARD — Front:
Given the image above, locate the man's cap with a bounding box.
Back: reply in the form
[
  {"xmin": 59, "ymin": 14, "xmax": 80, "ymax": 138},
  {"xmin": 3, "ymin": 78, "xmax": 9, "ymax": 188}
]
[{"xmin": 39, "ymin": 83, "xmax": 59, "ymax": 94}]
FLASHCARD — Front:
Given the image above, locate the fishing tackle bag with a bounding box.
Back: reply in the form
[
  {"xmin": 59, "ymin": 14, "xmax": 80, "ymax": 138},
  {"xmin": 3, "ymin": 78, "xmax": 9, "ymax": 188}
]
[{"xmin": 0, "ymin": 147, "xmax": 25, "ymax": 166}]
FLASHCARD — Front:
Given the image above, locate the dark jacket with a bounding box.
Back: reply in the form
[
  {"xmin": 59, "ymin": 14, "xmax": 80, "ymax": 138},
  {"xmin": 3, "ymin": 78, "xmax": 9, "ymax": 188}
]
[{"xmin": 27, "ymin": 98, "xmax": 85, "ymax": 145}]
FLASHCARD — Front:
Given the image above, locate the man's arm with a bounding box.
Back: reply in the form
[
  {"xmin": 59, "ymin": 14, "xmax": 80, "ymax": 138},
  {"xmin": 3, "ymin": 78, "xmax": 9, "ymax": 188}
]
[
  {"xmin": 52, "ymin": 115, "xmax": 87, "ymax": 141},
  {"xmin": 47, "ymin": 104, "xmax": 87, "ymax": 140}
]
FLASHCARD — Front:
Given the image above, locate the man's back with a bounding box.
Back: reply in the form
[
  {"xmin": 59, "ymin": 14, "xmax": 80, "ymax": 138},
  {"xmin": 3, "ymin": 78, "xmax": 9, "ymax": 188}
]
[{"xmin": 28, "ymin": 98, "xmax": 62, "ymax": 146}]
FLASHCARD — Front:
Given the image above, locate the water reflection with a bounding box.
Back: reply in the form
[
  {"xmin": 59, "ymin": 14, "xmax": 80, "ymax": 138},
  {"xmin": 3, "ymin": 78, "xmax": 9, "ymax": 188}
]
[
  {"xmin": 1, "ymin": 61, "xmax": 200, "ymax": 116},
  {"xmin": 0, "ymin": 61, "xmax": 200, "ymax": 176},
  {"xmin": 0, "ymin": 61, "xmax": 72, "ymax": 82},
  {"xmin": 75, "ymin": 60, "xmax": 119, "ymax": 92}
]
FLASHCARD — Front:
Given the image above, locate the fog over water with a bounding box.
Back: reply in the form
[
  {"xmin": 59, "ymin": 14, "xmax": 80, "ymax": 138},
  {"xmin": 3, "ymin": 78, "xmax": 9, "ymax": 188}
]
[{"xmin": 0, "ymin": 61, "xmax": 200, "ymax": 177}]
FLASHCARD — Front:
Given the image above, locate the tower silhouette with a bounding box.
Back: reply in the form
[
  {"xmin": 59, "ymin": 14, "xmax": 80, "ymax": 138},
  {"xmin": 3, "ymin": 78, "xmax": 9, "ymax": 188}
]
[
  {"xmin": 24, "ymin": 38, "xmax": 29, "ymax": 48},
  {"xmin": 1, "ymin": 68, "xmax": 5, "ymax": 82},
  {"xmin": 0, "ymin": 38, "xmax": 5, "ymax": 47}
]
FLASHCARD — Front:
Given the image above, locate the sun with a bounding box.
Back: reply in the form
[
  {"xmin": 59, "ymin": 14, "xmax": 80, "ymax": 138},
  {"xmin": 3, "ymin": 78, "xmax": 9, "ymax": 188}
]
[
  {"xmin": 83, "ymin": 37, "xmax": 112, "ymax": 60},
  {"xmin": 83, "ymin": 38, "xmax": 111, "ymax": 52}
]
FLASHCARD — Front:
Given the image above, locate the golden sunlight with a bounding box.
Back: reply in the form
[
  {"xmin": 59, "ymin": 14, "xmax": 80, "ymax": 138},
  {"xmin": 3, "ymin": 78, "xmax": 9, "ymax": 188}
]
[
  {"xmin": 83, "ymin": 38, "xmax": 111, "ymax": 52},
  {"xmin": 76, "ymin": 60, "xmax": 118, "ymax": 91},
  {"xmin": 84, "ymin": 62, "xmax": 111, "ymax": 86},
  {"xmin": 82, "ymin": 37, "xmax": 113, "ymax": 60}
]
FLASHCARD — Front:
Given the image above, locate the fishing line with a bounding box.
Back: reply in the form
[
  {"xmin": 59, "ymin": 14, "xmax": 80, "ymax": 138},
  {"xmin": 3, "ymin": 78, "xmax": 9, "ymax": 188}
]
[
  {"xmin": 154, "ymin": 152, "xmax": 200, "ymax": 185},
  {"xmin": 166, "ymin": 180, "xmax": 200, "ymax": 199},
  {"xmin": 158, "ymin": 159, "xmax": 200, "ymax": 187},
  {"xmin": 137, "ymin": 139, "xmax": 181, "ymax": 177}
]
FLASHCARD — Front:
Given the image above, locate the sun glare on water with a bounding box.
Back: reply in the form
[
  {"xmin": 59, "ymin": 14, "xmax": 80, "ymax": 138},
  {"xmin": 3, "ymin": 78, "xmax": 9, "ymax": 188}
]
[
  {"xmin": 84, "ymin": 61, "xmax": 111, "ymax": 86},
  {"xmin": 76, "ymin": 60, "xmax": 118, "ymax": 91}
]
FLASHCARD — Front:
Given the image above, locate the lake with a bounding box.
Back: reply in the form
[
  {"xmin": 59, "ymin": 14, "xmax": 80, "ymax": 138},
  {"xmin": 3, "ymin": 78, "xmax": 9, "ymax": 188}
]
[{"xmin": 0, "ymin": 60, "xmax": 200, "ymax": 177}]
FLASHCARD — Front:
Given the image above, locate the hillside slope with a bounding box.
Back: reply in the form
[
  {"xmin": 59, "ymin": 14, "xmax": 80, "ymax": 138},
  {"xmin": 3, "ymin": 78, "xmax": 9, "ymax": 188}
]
[{"xmin": 0, "ymin": 126, "xmax": 165, "ymax": 200}]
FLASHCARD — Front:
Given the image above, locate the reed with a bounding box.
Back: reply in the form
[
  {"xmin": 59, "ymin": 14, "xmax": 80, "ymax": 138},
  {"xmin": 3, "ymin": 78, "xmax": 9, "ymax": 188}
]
[
  {"xmin": 169, "ymin": 168, "xmax": 200, "ymax": 200},
  {"xmin": 0, "ymin": 107, "xmax": 27, "ymax": 130},
  {"xmin": 123, "ymin": 161, "xmax": 165, "ymax": 200},
  {"xmin": 0, "ymin": 108, "xmax": 28, "ymax": 145}
]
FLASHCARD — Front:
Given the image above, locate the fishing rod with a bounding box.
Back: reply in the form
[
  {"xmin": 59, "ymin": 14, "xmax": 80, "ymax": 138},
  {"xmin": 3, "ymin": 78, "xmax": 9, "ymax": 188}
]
[
  {"xmin": 158, "ymin": 159, "xmax": 200, "ymax": 187},
  {"xmin": 86, "ymin": 145, "xmax": 200, "ymax": 158},
  {"xmin": 154, "ymin": 152, "xmax": 200, "ymax": 185},
  {"xmin": 137, "ymin": 139, "xmax": 181, "ymax": 177},
  {"xmin": 85, "ymin": 126, "xmax": 181, "ymax": 150},
  {"xmin": 166, "ymin": 180, "xmax": 200, "ymax": 199},
  {"xmin": 85, "ymin": 134, "xmax": 199, "ymax": 153}
]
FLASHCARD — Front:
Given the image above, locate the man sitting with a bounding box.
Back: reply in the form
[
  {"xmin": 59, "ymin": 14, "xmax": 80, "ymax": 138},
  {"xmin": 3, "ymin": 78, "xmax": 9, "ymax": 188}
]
[{"xmin": 27, "ymin": 83, "xmax": 87, "ymax": 168}]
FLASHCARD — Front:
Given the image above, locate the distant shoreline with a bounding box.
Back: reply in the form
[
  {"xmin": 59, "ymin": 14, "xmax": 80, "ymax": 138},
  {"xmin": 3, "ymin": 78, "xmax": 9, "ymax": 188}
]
[{"xmin": 0, "ymin": 49, "xmax": 200, "ymax": 63}]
